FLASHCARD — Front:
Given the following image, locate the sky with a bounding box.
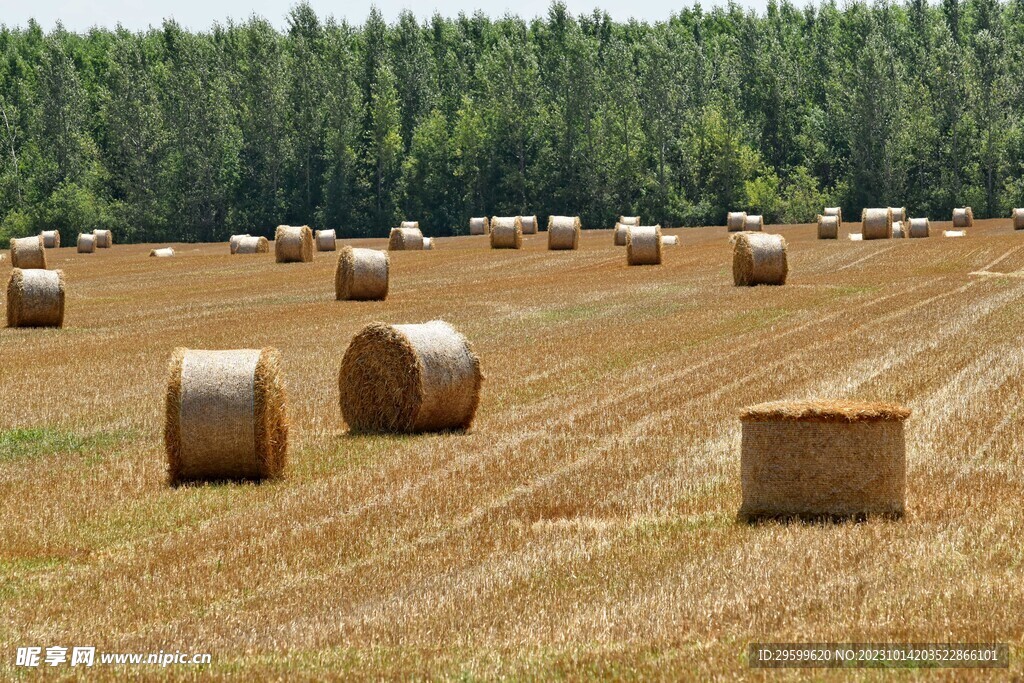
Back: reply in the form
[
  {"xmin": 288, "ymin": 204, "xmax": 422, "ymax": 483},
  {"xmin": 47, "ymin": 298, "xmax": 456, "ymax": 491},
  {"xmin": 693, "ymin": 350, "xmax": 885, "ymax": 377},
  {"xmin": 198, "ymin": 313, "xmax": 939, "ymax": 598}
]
[{"xmin": 0, "ymin": 0, "xmax": 770, "ymax": 32}]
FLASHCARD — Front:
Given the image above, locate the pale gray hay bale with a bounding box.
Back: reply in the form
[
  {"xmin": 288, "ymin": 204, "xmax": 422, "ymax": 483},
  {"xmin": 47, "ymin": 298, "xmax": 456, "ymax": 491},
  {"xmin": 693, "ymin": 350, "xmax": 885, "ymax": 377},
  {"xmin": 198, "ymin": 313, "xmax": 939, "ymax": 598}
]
[
  {"xmin": 861, "ymin": 208, "xmax": 893, "ymax": 240},
  {"xmin": 626, "ymin": 225, "xmax": 663, "ymax": 266},
  {"xmin": 77, "ymin": 234, "xmax": 96, "ymax": 253},
  {"xmin": 519, "ymin": 215, "xmax": 538, "ymax": 234},
  {"xmin": 93, "ymin": 229, "xmax": 113, "ymax": 248},
  {"xmin": 908, "ymin": 218, "xmax": 930, "ymax": 238},
  {"xmin": 743, "ymin": 215, "xmax": 764, "ymax": 232},
  {"xmin": 315, "ymin": 229, "xmax": 337, "ymax": 252},
  {"xmin": 469, "ymin": 217, "xmax": 489, "ymax": 235},
  {"xmin": 727, "ymin": 212, "xmax": 747, "ymax": 232},
  {"xmin": 547, "ymin": 215, "xmax": 581, "ymax": 250},
  {"xmin": 41, "ymin": 231, "xmax": 60, "ymax": 249}
]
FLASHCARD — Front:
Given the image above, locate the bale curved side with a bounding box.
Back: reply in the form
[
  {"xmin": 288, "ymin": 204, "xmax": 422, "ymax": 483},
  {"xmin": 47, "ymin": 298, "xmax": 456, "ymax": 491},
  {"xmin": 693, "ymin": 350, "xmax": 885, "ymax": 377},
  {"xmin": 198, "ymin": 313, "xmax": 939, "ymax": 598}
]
[
  {"xmin": 732, "ymin": 232, "xmax": 788, "ymax": 286},
  {"xmin": 613, "ymin": 223, "xmax": 630, "ymax": 246},
  {"xmin": 235, "ymin": 236, "xmax": 269, "ymax": 254},
  {"xmin": 743, "ymin": 215, "xmax": 764, "ymax": 232},
  {"xmin": 823, "ymin": 207, "xmax": 843, "ymax": 224},
  {"xmin": 862, "ymin": 208, "xmax": 893, "ymax": 240},
  {"xmin": 908, "ymin": 218, "xmax": 930, "ymax": 238},
  {"xmin": 401, "ymin": 221, "xmax": 420, "ymax": 230},
  {"xmin": 10, "ymin": 236, "xmax": 46, "ymax": 269},
  {"xmin": 817, "ymin": 214, "xmax": 839, "ymax": 239},
  {"xmin": 469, "ymin": 217, "xmax": 490, "ymax": 235},
  {"xmin": 315, "ymin": 229, "xmax": 337, "ymax": 252},
  {"xmin": 77, "ymin": 234, "xmax": 96, "ymax": 254},
  {"xmin": 1013, "ymin": 209, "xmax": 1024, "ymax": 230},
  {"xmin": 952, "ymin": 207, "xmax": 974, "ymax": 228},
  {"xmin": 150, "ymin": 248, "xmax": 175, "ymax": 257},
  {"xmin": 335, "ymin": 246, "xmax": 389, "ymax": 301},
  {"xmin": 618, "ymin": 216, "xmax": 640, "ymax": 226},
  {"xmin": 6, "ymin": 268, "xmax": 65, "ymax": 328},
  {"xmin": 41, "ymin": 231, "xmax": 60, "ymax": 249},
  {"xmin": 94, "ymin": 230, "xmax": 113, "ymax": 248},
  {"xmin": 889, "ymin": 207, "xmax": 907, "ymax": 223},
  {"xmin": 547, "ymin": 215, "xmax": 581, "ymax": 250},
  {"xmin": 727, "ymin": 212, "xmax": 747, "ymax": 232},
  {"xmin": 490, "ymin": 217, "xmax": 523, "ymax": 249},
  {"xmin": 519, "ymin": 215, "xmax": 538, "ymax": 234},
  {"xmin": 275, "ymin": 225, "xmax": 314, "ymax": 262},
  {"xmin": 892, "ymin": 221, "xmax": 906, "ymax": 238},
  {"xmin": 626, "ymin": 225, "xmax": 663, "ymax": 265},
  {"xmin": 389, "ymin": 227, "xmax": 425, "ymax": 251},
  {"xmin": 229, "ymin": 234, "xmax": 250, "ymax": 254}
]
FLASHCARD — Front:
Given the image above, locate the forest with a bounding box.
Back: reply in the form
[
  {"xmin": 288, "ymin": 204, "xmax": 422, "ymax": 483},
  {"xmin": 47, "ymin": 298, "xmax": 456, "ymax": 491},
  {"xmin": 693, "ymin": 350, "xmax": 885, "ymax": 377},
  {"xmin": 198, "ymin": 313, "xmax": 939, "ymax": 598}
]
[{"xmin": 0, "ymin": 0, "xmax": 1021, "ymax": 242}]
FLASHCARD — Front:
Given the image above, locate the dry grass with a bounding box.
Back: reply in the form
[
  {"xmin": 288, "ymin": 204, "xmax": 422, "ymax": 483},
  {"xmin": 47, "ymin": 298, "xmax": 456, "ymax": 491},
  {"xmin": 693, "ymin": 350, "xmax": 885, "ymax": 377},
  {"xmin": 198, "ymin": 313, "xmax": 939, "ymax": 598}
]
[{"xmin": 2, "ymin": 221, "xmax": 1024, "ymax": 679}]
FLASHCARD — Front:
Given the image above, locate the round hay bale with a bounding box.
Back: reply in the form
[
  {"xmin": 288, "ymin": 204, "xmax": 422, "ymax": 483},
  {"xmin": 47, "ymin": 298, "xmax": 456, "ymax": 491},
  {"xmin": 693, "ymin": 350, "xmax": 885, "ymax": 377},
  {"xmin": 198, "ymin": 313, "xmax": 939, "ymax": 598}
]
[
  {"xmin": 389, "ymin": 227, "xmax": 424, "ymax": 251},
  {"xmin": 315, "ymin": 229, "xmax": 337, "ymax": 252},
  {"xmin": 165, "ymin": 347, "xmax": 288, "ymax": 485},
  {"xmin": 893, "ymin": 221, "xmax": 907, "ymax": 238},
  {"xmin": 823, "ymin": 206, "xmax": 843, "ymax": 224},
  {"xmin": 613, "ymin": 222, "xmax": 630, "ymax": 246},
  {"xmin": 41, "ymin": 231, "xmax": 60, "ymax": 249},
  {"xmin": 738, "ymin": 399, "xmax": 909, "ymax": 521},
  {"xmin": 401, "ymin": 221, "xmax": 420, "ymax": 230},
  {"xmin": 93, "ymin": 230, "xmax": 113, "ymax": 248},
  {"xmin": 229, "ymin": 234, "xmax": 250, "ymax": 254},
  {"xmin": 10, "ymin": 236, "xmax": 47, "ymax": 269},
  {"xmin": 547, "ymin": 215, "xmax": 581, "ymax": 250},
  {"xmin": 423, "ymin": 237, "xmax": 434, "ymax": 250},
  {"xmin": 952, "ymin": 207, "xmax": 974, "ymax": 228},
  {"xmin": 618, "ymin": 215, "xmax": 640, "ymax": 226},
  {"xmin": 490, "ymin": 217, "xmax": 523, "ymax": 249},
  {"xmin": 732, "ymin": 232, "xmax": 787, "ymax": 286},
  {"xmin": 817, "ymin": 214, "xmax": 839, "ymax": 239},
  {"xmin": 6, "ymin": 268, "xmax": 65, "ymax": 328},
  {"xmin": 338, "ymin": 320, "xmax": 483, "ymax": 433},
  {"xmin": 1013, "ymin": 208, "xmax": 1024, "ymax": 231},
  {"xmin": 861, "ymin": 207, "xmax": 893, "ymax": 240},
  {"xmin": 77, "ymin": 233, "xmax": 96, "ymax": 254},
  {"xmin": 469, "ymin": 217, "xmax": 490, "ymax": 235},
  {"xmin": 661, "ymin": 235, "xmax": 679, "ymax": 246},
  {"xmin": 235, "ymin": 236, "xmax": 269, "ymax": 254},
  {"xmin": 743, "ymin": 215, "xmax": 764, "ymax": 232},
  {"xmin": 889, "ymin": 207, "xmax": 907, "ymax": 223},
  {"xmin": 908, "ymin": 218, "xmax": 930, "ymax": 238},
  {"xmin": 150, "ymin": 248, "xmax": 175, "ymax": 258},
  {"xmin": 727, "ymin": 211, "xmax": 747, "ymax": 232},
  {"xmin": 519, "ymin": 215, "xmax": 538, "ymax": 234},
  {"xmin": 275, "ymin": 225, "xmax": 314, "ymax": 263},
  {"xmin": 626, "ymin": 225, "xmax": 663, "ymax": 266},
  {"xmin": 336, "ymin": 246, "xmax": 389, "ymax": 301}
]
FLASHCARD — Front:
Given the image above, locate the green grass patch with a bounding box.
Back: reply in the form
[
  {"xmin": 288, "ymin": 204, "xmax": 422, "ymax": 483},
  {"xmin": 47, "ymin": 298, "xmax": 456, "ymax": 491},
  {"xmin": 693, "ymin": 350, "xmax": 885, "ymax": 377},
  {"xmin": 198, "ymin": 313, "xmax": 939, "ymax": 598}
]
[{"xmin": 0, "ymin": 427, "xmax": 137, "ymax": 462}]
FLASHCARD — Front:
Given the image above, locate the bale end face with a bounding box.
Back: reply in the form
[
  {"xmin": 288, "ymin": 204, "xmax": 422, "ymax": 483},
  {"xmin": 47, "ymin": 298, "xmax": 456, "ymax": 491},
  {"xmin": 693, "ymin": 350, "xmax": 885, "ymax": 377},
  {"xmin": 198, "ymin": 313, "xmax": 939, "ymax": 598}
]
[
  {"xmin": 732, "ymin": 232, "xmax": 787, "ymax": 286},
  {"xmin": 275, "ymin": 225, "xmax": 314, "ymax": 263},
  {"xmin": 336, "ymin": 246, "xmax": 389, "ymax": 301},
  {"xmin": 6, "ymin": 268, "xmax": 65, "ymax": 328},
  {"xmin": 626, "ymin": 225, "xmax": 663, "ymax": 265},
  {"xmin": 10, "ymin": 236, "xmax": 47, "ymax": 270}
]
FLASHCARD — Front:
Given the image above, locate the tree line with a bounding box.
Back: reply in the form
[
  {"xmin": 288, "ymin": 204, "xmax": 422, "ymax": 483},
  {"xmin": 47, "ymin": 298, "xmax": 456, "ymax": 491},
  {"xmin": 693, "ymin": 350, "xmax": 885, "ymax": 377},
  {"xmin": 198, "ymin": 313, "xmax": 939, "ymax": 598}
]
[{"xmin": 0, "ymin": 0, "xmax": 1022, "ymax": 243}]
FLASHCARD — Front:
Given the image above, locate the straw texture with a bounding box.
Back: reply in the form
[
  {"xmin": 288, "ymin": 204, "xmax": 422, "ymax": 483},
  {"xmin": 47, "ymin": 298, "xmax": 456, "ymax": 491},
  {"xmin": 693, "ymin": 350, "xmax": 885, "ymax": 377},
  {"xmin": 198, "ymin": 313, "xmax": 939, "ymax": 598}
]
[
  {"xmin": 94, "ymin": 230, "xmax": 113, "ymax": 248},
  {"xmin": 41, "ymin": 231, "xmax": 60, "ymax": 249},
  {"xmin": 315, "ymin": 229, "xmax": 337, "ymax": 252},
  {"xmin": 952, "ymin": 207, "xmax": 973, "ymax": 228},
  {"xmin": 626, "ymin": 225, "xmax": 663, "ymax": 266},
  {"xmin": 150, "ymin": 248, "xmax": 175, "ymax": 258},
  {"xmin": 909, "ymin": 218, "xmax": 930, "ymax": 238},
  {"xmin": 77, "ymin": 234, "xmax": 96, "ymax": 253},
  {"xmin": 743, "ymin": 215, "xmax": 764, "ymax": 232},
  {"xmin": 618, "ymin": 216, "xmax": 640, "ymax": 226},
  {"xmin": 1014, "ymin": 209, "xmax": 1024, "ymax": 230},
  {"xmin": 10, "ymin": 236, "xmax": 46, "ymax": 269},
  {"xmin": 389, "ymin": 227, "xmax": 425, "ymax": 251},
  {"xmin": 275, "ymin": 225, "xmax": 314, "ymax": 263},
  {"xmin": 889, "ymin": 207, "xmax": 907, "ymax": 223},
  {"xmin": 469, "ymin": 217, "xmax": 490, "ymax": 235},
  {"xmin": 235, "ymin": 236, "xmax": 269, "ymax": 254},
  {"xmin": 738, "ymin": 399, "xmax": 909, "ymax": 521},
  {"xmin": 6, "ymin": 268, "xmax": 65, "ymax": 328},
  {"xmin": 547, "ymin": 215, "xmax": 581, "ymax": 250},
  {"xmin": 727, "ymin": 212, "xmax": 747, "ymax": 232},
  {"xmin": 338, "ymin": 320, "xmax": 483, "ymax": 433},
  {"xmin": 336, "ymin": 246, "xmax": 389, "ymax": 301},
  {"xmin": 613, "ymin": 223, "xmax": 630, "ymax": 246},
  {"xmin": 861, "ymin": 208, "xmax": 893, "ymax": 240},
  {"xmin": 892, "ymin": 221, "xmax": 906, "ymax": 238},
  {"xmin": 400, "ymin": 221, "xmax": 420, "ymax": 229},
  {"xmin": 165, "ymin": 348, "xmax": 288, "ymax": 485},
  {"xmin": 229, "ymin": 234, "xmax": 250, "ymax": 254},
  {"xmin": 823, "ymin": 207, "xmax": 843, "ymax": 224},
  {"xmin": 519, "ymin": 215, "xmax": 538, "ymax": 234},
  {"xmin": 817, "ymin": 214, "xmax": 839, "ymax": 239},
  {"xmin": 423, "ymin": 237, "xmax": 434, "ymax": 250},
  {"xmin": 490, "ymin": 217, "xmax": 523, "ymax": 249},
  {"xmin": 732, "ymin": 232, "xmax": 787, "ymax": 286}
]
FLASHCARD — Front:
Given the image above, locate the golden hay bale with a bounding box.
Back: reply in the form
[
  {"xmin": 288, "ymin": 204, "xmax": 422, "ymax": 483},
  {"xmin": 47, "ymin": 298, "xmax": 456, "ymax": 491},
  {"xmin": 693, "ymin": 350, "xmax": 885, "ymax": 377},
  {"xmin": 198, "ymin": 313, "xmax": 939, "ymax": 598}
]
[
  {"xmin": 389, "ymin": 227, "xmax": 425, "ymax": 251},
  {"xmin": 338, "ymin": 320, "xmax": 483, "ymax": 433},
  {"xmin": 10, "ymin": 236, "xmax": 46, "ymax": 269},
  {"xmin": 861, "ymin": 207, "xmax": 893, "ymax": 240},
  {"xmin": 150, "ymin": 248, "xmax": 175, "ymax": 258},
  {"xmin": 626, "ymin": 225, "xmax": 663, "ymax": 266},
  {"xmin": 661, "ymin": 235, "xmax": 679, "ymax": 246},
  {"xmin": 547, "ymin": 215, "xmax": 581, "ymax": 250},
  {"xmin": 953, "ymin": 207, "xmax": 973, "ymax": 228},
  {"xmin": 1013, "ymin": 209, "xmax": 1024, "ymax": 230},
  {"xmin": 275, "ymin": 225, "xmax": 314, "ymax": 263},
  {"xmin": 732, "ymin": 232, "xmax": 787, "ymax": 286},
  {"xmin": 229, "ymin": 234, "xmax": 250, "ymax": 254},
  {"xmin": 618, "ymin": 216, "xmax": 640, "ymax": 226},
  {"xmin": 889, "ymin": 207, "xmax": 907, "ymax": 223},
  {"xmin": 738, "ymin": 399, "xmax": 909, "ymax": 521},
  {"xmin": 909, "ymin": 218, "xmax": 930, "ymax": 238},
  {"xmin": 335, "ymin": 246, "xmax": 389, "ymax": 301},
  {"xmin": 490, "ymin": 217, "xmax": 523, "ymax": 249},
  {"xmin": 6, "ymin": 268, "xmax": 65, "ymax": 328},
  {"xmin": 823, "ymin": 207, "xmax": 843, "ymax": 224},
  {"xmin": 943, "ymin": 229, "xmax": 967, "ymax": 238},
  {"xmin": 315, "ymin": 229, "xmax": 337, "ymax": 252},
  {"xmin": 235, "ymin": 236, "xmax": 269, "ymax": 254},
  {"xmin": 613, "ymin": 222, "xmax": 631, "ymax": 246},
  {"xmin": 165, "ymin": 348, "xmax": 288, "ymax": 485},
  {"xmin": 817, "ymin": 214, "xmax": 839, "ymax": 239},
  {"xmin": 519, "ymin": 215, "xmax": 538, "ymax": 234},
  {"xmin": 469, "ymin": 217, "xmax": 490, "ymax": 235},
  {"xmin": 743, "ymin": 215, "xmax": 764, "ymax": 232},
  {"xmin": 892, "ymin": 221, "xmax": 906, "ymax": 238},
  {"xmin": 401, "ymin": 221, "xmax": 420, "ymax": 230},
  {"xmin": 727, "ymin": 211, "xmax": 747, "ymax": 232},
  {"xmin": 93, "ymin": 229, "xmax": 113, "ymax": 248},
  {"xmin": 41, "ymin": 231, "xmax": 60, "ymax": 249},
  {"xmin": 77, "ymin": 233, "xmax": 96, "ymax": 253}
]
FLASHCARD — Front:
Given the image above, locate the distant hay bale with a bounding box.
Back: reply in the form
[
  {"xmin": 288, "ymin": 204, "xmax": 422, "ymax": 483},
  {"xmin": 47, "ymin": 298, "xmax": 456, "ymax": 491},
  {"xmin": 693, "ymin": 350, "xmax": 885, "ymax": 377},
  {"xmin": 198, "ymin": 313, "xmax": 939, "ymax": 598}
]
[
  {"xmin": 727, "ymin": 212, "xmax": 747, "ymax": 232},
  {"xmin": 165, "ymin": 347, "xmax": 288, "ymax": 485},
  {"xmin": 952, "ymin": 207, "xmax": 973, "ymax": 228},
  {"xmin": 817, "ymin": 214, "xmax": 839, "ymax": 239},
  {"xmin": 229, "ymin": 234, "xmax": 250, "ymax": 254},
  {"xmin": 93, "ymin": 230, "xmax": 113, "ymax": 248},
  {"xmin": 889, "ymin": 207, "xmax": 907, "ymax": 223},
  {"xmin": 519, "ymin": 215, "xmax": 538, "ymax": 234},
  {"xmin": 732, "ymin": 232, "xmax": 787, "ymax": 286},
  {"xmin": 400, "ymin": 221, "xmax": 420, "ymax": 230},
  {"xmin": 423, "ymin": 237, "xmax": 434, "ymax": 250},
  {"xmin": 338, "ymin": 320, "xmax": 483, "ymax": 433},
  {"xmin": 892, "ymin": 221, "xmax": 906, "ymax": 238},
  {"xmin": 1013, "ymin": 208, "xmax": 1024, "ymax": 230},
  {"xmin": 335, "ymin": 246, "xmax": 389, "ymax": 301},
  {"xmin": 389, "ymin": 227, "xmax": 425, "ymax": 251},
  {"xmin": 823, "ymin": 207, "xmax": 843, "ymax": 224},
  {"xmin": 848, "ymin": 233, "xmax": 863, "ymax": 241},
  {"xmin": 743, "ymin": 215, "xmax": 764, "ymax": 232},
  {"xmin": 861, "ymin": 208, "xmax": 893, "ymax": 240},
  {"xmin": 490, "ymin": 216, "xmax": 523, "ymax": 249},
  {"xmin": 547, "ymin": 215, "xmax": 581, "ymax": 250},
  {"xmin": 41, "ymin": 231, "xmax": 60, "ymax": 249},
  {"xmin": 469, "ymin": 217, "xmax": 490, "ymax": 235},
  {"xmin": 909, "ymin": 218, "xmax": 930, "ymax": 238},
  {"xmin": 943, "ymin": 229, "xmax": 967, "ymax": 238},
  {"xmin": 738, "ymin": 399, "xmax": 909, "ymax": 521},
  {"xmin": 6, "ymin": 268, "xmax": 65, "ymax": 328},
  {"xmin": 10, "ymin": 236, "xmax": 46, "ymax": 269},
  {"xmin": 275, "ymin": 225, "xmax": 314, "ymax": 263},
  {"xmin": 661, "ymin": 235, "xmax": 679, "ymax": 246},
  {"xmin": 618, "ymin": 216, "xmax": 640, "ymax": 226},
  {"xmin": 150, "ymin": 248, "xmax": 175, "ymax": 258},
  {"xmin": 235, "ymin": 236, "xmax": 269, "ymax": 254},
  {"xmin": 613, "ymin": 223, "xmax": 631, "ymax": 246},
  {"xmin": 77, "ymin": 234, "xmax": 96, "ymax": 253},
  {"xmin": 626, "ymin": 225, "xmax": 663, "ymax": 266},
  {"xmin": 315, "ymin": 229, "xmax": 337, "ymax": 252}
]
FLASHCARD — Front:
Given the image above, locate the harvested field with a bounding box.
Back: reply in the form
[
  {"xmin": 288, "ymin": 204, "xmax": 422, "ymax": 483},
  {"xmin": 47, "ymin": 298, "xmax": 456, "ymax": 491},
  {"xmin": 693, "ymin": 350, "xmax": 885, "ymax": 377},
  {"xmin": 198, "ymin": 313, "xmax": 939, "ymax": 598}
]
[{"xmin": 2, "ymin": 219, "xmax": 1024, "ymax": 678}]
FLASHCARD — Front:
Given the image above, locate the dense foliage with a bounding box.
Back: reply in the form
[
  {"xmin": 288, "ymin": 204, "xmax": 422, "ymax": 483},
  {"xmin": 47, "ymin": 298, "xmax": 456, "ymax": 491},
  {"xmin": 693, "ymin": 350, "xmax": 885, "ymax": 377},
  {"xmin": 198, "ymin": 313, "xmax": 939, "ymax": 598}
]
[{"xmin": 1, "ymin": 0, "xmax": 1022, "ymax": 242}]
